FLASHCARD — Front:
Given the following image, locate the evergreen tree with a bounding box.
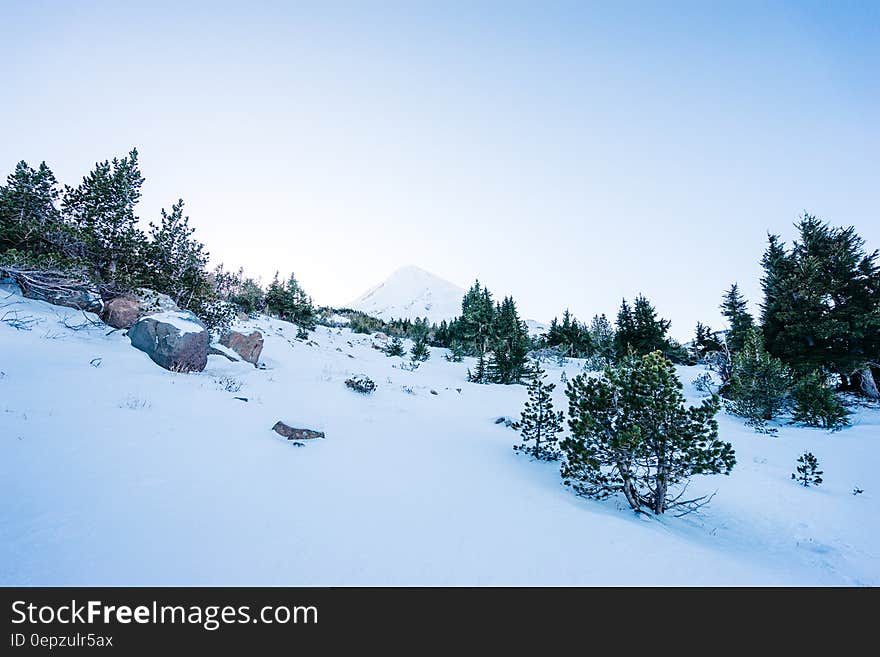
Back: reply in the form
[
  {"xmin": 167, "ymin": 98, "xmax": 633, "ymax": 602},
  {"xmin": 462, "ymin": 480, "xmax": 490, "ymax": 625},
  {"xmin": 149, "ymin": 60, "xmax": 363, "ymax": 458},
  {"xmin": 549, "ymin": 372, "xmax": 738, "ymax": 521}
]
[
  {"xmin": 561, "ymin": 351, "xmax": 735, "ymax": 514},
  {"xmin": 589, "ymin": 314, "xmax": 615, "ymax": 355},
  {"xmin": 143, "ymin": 200, "xmax": 211, "ymax": 309},
  {"xmin": 233, "ymin": 278, "xmax": 265, "ymax": 315},
  {"xmin": 410, "ymin": 335, "xmax": 430, "ymax": 362},
  {"xmin": 513, "ymin": 363, "xmax": 564, "ymax": 461},
  {"xmin": 720, "ymin": 283, "xmax": 754, "ymax": 354},
  {"xmin": 792, "ymin": 451, "xmax": 823, "ymax": 487},
  {"xmin": 0, "ymin": 160, "xmax": 70, "ymax": 258},
  {"xmin": 62, "ymin": 148, "xmax": 146, "ymax": 286},
  {"xmin": 632, "ymin": 295, "xmax": 671, "ymax": 354},
  {"xmin": 444, "ymin": 341, "xmax": 465, "ymax": 362},
  {"xmin": 265, "ymin": 272, "xmax": 316, "ymax": 330},
  {"xmin": 760, "ymin": 215, "xmax": 880, "ymax": 396},
  {"xmin": 385, "ymin": 336, "xmax": 405, "ymax": 357},
  {"xmin": 458, "ymin": 281, "xmax": 495, "ymax": 357},
  {"xmin": 693, "ymin": 321, "xmax": 724, "ymax": 361},
  {"xmin": 544, "ymin": 309, "xmax": 593, "ymax": 357},
  {"xmin": 614, "ymin": 298, "xmax": 636, "ymax": 355},
  {"xmin": 791, "ymin": 371, "xmax": 849, "ymax": 431},
  {"xmin": 487, "ymin": 296, "xmax": 530, "ymax": 383},
  {"xmin": 468, "ymin": 352, "xmax": 489, "ymax": 384},
  {"xmin": 726, "ymin": 328, "xmax": 791, "ymax": 430},
  {"xmin": 614, "ymin": 295, "xmax": 675, "ymax": 359},
  {"xmin": 585, "ymin": 313, "xmax": 616, "ymax": 368},
  {"xmin": 213, "ymin": 265, "xmax": 265, "ymax": 315}
]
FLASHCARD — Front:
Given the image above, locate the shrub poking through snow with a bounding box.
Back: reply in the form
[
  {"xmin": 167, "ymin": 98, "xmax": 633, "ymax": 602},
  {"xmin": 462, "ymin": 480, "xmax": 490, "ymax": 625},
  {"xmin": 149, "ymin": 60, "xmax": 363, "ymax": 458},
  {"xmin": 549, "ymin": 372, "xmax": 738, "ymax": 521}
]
[
  {"xmin": 791, "ymin": 371, "xmax": 849, "ymax": 431},
  {"xmin": 345, "ymin": 376, "xmax": 376, "ymax": 394},
  {"xmin": 385, "ymin": 336, "xmax": 405, "ymax": 357},
  {"xmin": 410, "ymin": 335, "xmax": 430, "ymax": 363},
  {"xmin": 215, "ymin": 376, "xmax": 243, "ymax": 393},
  {"xmin": 725, "ymin": 328, "xmax": 791, "ymax": 434},
  {"xmin": 444, "ymin": 342, "xmax": 465, "ymax": 362},
  {"xmin": 792, "ymin": 451, "xmax": 823, "ymax": 487},
  {"xmin": 514, "ymin": 362, "xmax": 564, "ymax": 461},
  {"xmin": 562, "ymin": 351, "xmax": 735, "ymax": 515}
]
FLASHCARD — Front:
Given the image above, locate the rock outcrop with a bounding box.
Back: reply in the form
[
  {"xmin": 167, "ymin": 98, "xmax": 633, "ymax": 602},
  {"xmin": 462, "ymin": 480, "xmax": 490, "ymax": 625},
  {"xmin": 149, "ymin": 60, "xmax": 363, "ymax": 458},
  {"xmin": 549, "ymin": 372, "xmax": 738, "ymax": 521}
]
[
  {"xmin": 129, "ymin": 310, "xmax": 209, "ymax": 373},
  {"xmin": 100, "ymin": 288, "xmax": 181, "ymax": 329},
  {"xmin": 220, "ymin": 330, "xmax": 264, "ymax": 365},
  {"xmin": 100, "ymin": 294, "xmax": 141, "ymax": 329}
]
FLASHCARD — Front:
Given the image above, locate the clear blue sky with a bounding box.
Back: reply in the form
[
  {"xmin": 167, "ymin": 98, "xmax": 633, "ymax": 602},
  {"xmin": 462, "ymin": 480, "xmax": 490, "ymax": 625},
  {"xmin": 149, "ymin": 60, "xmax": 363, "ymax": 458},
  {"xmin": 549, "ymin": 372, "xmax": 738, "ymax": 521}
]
[{"xmin": 2, "ymin": 1, "xmax": 878, "ymax": 337}]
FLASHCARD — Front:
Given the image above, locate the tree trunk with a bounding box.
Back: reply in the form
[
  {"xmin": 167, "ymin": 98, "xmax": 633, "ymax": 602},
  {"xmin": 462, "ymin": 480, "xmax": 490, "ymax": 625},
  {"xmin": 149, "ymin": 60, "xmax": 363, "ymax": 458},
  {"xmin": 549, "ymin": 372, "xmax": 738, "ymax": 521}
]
[
  {"xmin": 618, "ymin": 465, "xmax": 640, "ymax": 513},
  {"xmin": 855, "ymin": 367, "xmax": 880, "ymax": 400},
  {"xmin": 654, "ymin": 462, "xmax": 668, "ymax": 515}
]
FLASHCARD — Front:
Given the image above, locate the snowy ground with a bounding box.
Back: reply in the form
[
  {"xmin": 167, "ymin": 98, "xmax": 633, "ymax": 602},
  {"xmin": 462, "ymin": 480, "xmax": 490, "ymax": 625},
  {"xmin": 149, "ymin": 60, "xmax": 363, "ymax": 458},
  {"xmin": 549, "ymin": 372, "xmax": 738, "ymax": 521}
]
[{"xmin": 1, "ymin": 290, "xmax": 877, "ymax": 585}]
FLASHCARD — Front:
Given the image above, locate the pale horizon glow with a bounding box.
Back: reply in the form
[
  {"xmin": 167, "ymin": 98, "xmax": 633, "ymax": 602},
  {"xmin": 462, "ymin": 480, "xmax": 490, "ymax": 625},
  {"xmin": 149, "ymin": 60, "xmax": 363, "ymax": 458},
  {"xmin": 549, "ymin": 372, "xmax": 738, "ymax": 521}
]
[{"xmin": 2, "ymin": 1, "xmax": 878, "ymax": 339}]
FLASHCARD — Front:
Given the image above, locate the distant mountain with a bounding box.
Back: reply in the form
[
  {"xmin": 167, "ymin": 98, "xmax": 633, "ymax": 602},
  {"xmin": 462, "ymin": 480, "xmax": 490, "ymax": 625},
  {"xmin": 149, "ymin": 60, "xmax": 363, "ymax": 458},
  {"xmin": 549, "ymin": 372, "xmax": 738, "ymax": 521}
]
[
  {"xmin": 348, "ymin": 265, "xmax": 465, "ymax": 324},
  {"xmin": 525, "ymin": 319, "xmax": 549, "ymax": 338}
]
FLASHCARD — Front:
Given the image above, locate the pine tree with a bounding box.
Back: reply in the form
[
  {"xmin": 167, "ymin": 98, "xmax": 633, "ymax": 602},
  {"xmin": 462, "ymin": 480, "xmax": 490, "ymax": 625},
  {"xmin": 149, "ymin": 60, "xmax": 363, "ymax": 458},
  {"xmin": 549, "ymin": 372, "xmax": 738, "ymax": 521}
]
[
  {"xmin": 614, "ymin": 298, "xmax": 636, "ymax": 355},
  {"xmin": 615, "ymin": 296, "xmax": 675, "ymax": 359},
  {"xmin": 62, "ymin": 148, "xmax": 146, "ymax": 287},
  {"xmin": 385, "ymin": 336, "xmax": 405, "ymax": 357},
  {"xmin": 632, "ymin": 295, "xmax": 670, "ymax": 354},
  {"xmin": 457, "ymin": 281, "xmax": 495, "ymax": 357},
  {"xmin": 513, "ymin": 363, "xmax": 564, "ymax": 461},
  {"xmin": 760, "ymin": 215, "xmax": 880, "ymax": 397},
  {"xmin": 791, "ymin": 371, "xmax": 849, "ymax": 430},
  {"xmin": 265, "ymin": 272, "xmax": 316, "ymax": 330},
  {"xmin": 693, "ymin": 322, "xmax": 723, "ymax": 361},
  {"xmin": 468, "ymin": 352, "xmax": 488, "ymax": 384},
  {"xmin": 487, "ymin": 296, "xmax": 530, "ymax": 383},
  {"xmin": 213, "ymin": 265, "xmax": 265, "ymax": 315},
  {"xmin": 588, "ymin": 314, "xmax": 615, "ymax": 358},
  {"xmin": 720, "ymin": 283, "xmax": 754, "ymax": 354},
  {"xmin": 410, "ymin": 335, "xmax": 430, "ymax": 362},
  {"xmin": 0, "ymin": 160, "xmax": 67, "ymax": 258},
  {"xmin": 444, "ymin": 341, "xmax": 465, "ymax": 362},
  {"xmin": 143, "ymin": 200, "xmax": 211, "ymax": 309},
  {"xmin": 561, "ymin": 351, "xmax": 735, "ymax": 514},
  {"xmin": 792, "ymin": 452, "xmax": 823, "ymax": 487},
  {"xmin": 544, "ymin": 309, "xmax": 592, "ymax": 357},
  {"xmin": 726, "ymin": 327, "xmax": 791, "ymax": 430}
]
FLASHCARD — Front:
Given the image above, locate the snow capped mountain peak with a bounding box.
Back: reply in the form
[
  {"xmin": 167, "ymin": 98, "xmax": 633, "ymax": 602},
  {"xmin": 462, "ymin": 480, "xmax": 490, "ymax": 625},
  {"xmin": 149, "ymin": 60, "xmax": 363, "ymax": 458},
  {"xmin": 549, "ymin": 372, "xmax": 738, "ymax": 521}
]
[{"xmin": 348, "ymin": 265, "xmax": 464, "ymax": 323}]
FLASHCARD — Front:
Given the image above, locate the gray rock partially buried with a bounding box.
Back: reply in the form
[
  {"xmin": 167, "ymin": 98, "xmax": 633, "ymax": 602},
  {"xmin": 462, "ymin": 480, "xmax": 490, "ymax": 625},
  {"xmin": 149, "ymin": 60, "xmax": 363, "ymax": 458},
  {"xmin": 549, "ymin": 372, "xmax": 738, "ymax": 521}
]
[
  {"xmin": 272, "ymin": 422, "xmax": 325, "ymax": 441},
  {"xmin": 129, "ymin": 310, "xmax": 209, "ymax": 373}
]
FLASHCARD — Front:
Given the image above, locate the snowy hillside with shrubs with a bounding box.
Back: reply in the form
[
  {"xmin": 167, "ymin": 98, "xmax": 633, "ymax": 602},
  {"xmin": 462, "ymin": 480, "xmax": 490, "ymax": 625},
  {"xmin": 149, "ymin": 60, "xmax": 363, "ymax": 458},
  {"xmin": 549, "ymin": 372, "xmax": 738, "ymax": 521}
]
[
  {"xmin": 2, "ymin": 150, "xmax": 879, "ymax": 587},
  {"xmin": 1, "ymin": 288, "xmax": 878, "ymax": 586}
]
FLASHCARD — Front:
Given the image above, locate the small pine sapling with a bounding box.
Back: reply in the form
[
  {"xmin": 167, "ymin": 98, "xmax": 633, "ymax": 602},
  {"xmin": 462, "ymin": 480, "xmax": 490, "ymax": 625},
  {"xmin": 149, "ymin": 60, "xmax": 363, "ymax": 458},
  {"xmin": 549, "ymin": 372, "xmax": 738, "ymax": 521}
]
[
  {"xmin": 792, "ymin": 451, "xmax": 823, "ymax": 487},
  {"xmin": 410, "ymin": 335, "xmax": 430, "ymax": 362},
  {"xmin": 385, "ymin": 336, "xmax": 405, "ymax": 357},
  {"xmin": 791, "ymin": 371, "xmax": 849, "ymax": 431},
  {"xmin": 513, "ymin": 363, "xmax": 564, "ymax": 461}
]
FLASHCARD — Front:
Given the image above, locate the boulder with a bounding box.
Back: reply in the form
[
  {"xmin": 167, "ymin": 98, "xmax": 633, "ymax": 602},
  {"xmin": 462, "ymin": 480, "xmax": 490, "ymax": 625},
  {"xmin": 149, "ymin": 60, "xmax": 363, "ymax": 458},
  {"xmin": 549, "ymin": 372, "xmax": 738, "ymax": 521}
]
[
  {"xmin": 133, "ymin": 288, "xmax": 179, "ymax": 314},
  {"xmin": 99, "ymin": 288, "xmax": 182, "ymax": 329},
  {"xmin": 220, "ymin": 330, "xmax": 264, "ymax": 365},
  {"xmin": 100, "ymin": 294, "xmax": 141, "ymax": 329},
  {"xmin": 272, "ymin": 422, "xmax": 325, "ymax": 440},
  {"xmin": 129, "ymin": 310, "xmax": 209, "ymax": 372}
]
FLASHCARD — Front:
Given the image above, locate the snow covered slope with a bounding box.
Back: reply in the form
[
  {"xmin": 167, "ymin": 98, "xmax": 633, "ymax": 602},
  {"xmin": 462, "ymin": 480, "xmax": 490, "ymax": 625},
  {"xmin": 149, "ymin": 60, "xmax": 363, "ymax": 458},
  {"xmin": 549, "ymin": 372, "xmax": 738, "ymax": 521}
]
[
  {"xmin": 348, "ymin": 265, "xmax": 464, "ymax": 323},
  {"xmin": 1, "ymin": 289, "xmax": 879, "ymax": 585}
]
